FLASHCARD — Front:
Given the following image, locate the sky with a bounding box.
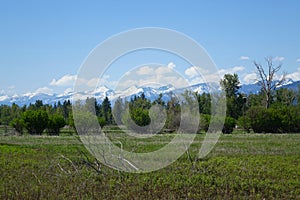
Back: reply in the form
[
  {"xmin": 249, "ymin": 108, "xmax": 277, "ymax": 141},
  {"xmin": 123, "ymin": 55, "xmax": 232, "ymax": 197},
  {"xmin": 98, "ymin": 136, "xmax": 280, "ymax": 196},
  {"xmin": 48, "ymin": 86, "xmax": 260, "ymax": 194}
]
[{"xmin": 1, "ymin": 0, "xmax": 300, "ymax": 96}]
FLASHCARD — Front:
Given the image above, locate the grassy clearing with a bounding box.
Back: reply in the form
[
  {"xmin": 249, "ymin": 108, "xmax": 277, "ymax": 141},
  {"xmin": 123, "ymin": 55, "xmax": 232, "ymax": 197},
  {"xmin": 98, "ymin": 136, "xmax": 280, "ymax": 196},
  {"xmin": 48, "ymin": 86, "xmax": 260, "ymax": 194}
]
[{"xmin": 0, "ymin": 133, "xmax": 299, "ymax": 199}]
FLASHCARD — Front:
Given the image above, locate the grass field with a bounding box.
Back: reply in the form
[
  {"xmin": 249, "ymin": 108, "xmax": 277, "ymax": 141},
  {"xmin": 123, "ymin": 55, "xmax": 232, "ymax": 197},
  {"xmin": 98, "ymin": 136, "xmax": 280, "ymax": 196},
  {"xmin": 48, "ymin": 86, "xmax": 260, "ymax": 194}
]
[{"xmin": 0, "ymin": 132, "xmax": 299, "ymax": 199}]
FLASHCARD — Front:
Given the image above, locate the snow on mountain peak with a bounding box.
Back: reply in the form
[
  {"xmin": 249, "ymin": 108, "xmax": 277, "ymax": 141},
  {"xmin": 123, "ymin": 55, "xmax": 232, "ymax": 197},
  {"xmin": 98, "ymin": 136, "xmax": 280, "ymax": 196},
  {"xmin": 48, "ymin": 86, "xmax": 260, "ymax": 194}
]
[
  {"xmin": 0, "ymin": 80, "xmax": 299, "ymax": 106},
  {"xmin": 282, "ymin": 78, "xmax": 294, "ymax": 86},
  {"xmin": 0, "ymin": 95, "xmax": 9, "ymax": 102}
]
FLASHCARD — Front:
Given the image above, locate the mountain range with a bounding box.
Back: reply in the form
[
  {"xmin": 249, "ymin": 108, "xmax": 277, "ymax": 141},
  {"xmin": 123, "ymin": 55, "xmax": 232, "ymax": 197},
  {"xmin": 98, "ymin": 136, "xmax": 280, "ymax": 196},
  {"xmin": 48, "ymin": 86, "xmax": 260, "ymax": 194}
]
[{"xmin": 1, "ymin": 79, "xmax": 299, "ymax": 106}]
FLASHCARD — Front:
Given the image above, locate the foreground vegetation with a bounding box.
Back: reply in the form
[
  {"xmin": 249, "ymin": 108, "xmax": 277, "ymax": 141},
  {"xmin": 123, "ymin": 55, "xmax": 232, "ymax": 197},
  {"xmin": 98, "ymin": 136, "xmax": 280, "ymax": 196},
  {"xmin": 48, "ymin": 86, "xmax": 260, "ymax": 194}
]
[{"xmin": 0, "ymin": 133, "xmax": 299, "ymax": 199}]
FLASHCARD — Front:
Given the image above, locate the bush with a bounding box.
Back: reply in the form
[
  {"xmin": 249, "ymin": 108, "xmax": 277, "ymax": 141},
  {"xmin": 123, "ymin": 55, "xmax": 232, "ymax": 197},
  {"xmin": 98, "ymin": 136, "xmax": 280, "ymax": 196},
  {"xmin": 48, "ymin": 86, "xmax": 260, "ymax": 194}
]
[
  {"xmin": 199, "ymin": 114, "xmax": 211, "ymax": 132},
  {"xmin": 98, "ymin": 117, "xmax": 106, "ymax": 128},
  {"xmin": 199, "ymin": 115, "xmax": 235, "ymax": 134},
  {"xmin": 246, "ymin": 105, "xmax": 300, "ymax": 133},
  {"xmin": 237, "ymin": 116, "xmax": 251, "ymax": 133},
  {"xmin": 246, "ymin": 106, "xmax": 265, "ymax": 133},
  {"xmin": 47, "ymin": 114, "xmax": 66, "ymax": 135},
  {"xmin": 10, "ymin": 118, "xmax": 24, "ymax": 135},
  {"xmin": 22, "ymin": 110, "xmax": 48, "ymax": 135},
  {"xmin": 222, "ymin": 117, "xmax": 236, "ymax": 134}
]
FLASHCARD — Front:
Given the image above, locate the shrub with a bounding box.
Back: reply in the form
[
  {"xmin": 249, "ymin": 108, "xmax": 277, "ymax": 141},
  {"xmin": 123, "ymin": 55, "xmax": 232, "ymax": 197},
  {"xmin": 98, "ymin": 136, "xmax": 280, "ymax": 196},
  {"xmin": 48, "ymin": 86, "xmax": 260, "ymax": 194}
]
[
  {"xmin": 22, "ymin": 110, "xmax": 48, "ymax": 135},
  {"xmin": 199, "ymin": 114, "xmax": 211, "ymax": 132},
  {"xmin": 10, "ymin": 118, "xmax": 24, "ymax": 135},
  {"xmin": 246, "ymin": 106, "xmax": 265, "ymax": 133},
  {"xmin": 237, "ymin": 116, "xmax": 251, "ymax": 133},
  {"xmin": 222, "ymin": 117, "xmax": 236, "ymax": 134},
  {"xmin": 47, "ymin": 114, "xmax": 66, "ymax": 135},
  {"xmin": 246, "ymin": 105, "xmax": 300, "ymax": 133},
  {"xmin": 98, "ymin": 117, "xmax": 106, "ymax": 128},
  {"xmin": 199, "ymin": 115, "xmax": 235, "ymax": 134}
]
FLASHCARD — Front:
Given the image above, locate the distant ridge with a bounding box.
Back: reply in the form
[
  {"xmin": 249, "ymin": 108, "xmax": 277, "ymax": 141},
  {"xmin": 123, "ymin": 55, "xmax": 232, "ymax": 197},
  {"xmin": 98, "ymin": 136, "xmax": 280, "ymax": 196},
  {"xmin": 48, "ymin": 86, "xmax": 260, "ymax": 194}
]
[{"xmin": 1, "ymin": 79, "xmax": 299, "ymax": 106}]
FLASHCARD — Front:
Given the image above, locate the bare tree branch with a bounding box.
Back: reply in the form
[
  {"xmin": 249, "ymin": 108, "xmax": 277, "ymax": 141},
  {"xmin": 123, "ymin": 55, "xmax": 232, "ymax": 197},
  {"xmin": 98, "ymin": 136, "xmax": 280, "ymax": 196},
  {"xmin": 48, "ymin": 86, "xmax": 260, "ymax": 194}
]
[{"xmin": 253, "ymin": 57, "xmax": 285, "ymax": 108}]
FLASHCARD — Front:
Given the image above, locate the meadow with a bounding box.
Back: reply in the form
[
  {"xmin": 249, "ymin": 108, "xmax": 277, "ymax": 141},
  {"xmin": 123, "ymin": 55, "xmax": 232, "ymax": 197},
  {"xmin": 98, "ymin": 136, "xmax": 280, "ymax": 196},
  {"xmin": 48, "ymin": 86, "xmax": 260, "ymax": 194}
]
[{"xmin": 0, "ymin": 129, "xmax": 299, "ymax": 199}]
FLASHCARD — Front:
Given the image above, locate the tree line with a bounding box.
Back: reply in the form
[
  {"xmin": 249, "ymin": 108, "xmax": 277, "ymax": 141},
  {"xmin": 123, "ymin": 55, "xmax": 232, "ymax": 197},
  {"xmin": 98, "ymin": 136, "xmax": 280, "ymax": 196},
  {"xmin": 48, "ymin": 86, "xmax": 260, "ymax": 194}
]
[
  {"xmin": 1, "ymin": 58, "xmax": 299, "ymax": 135},
  {"xmin": 1, "ymin": 79, "xmax": 299, "ymax": 135},
  {"xmin": 0, "ymin": 98, "xmax": 114, "ymax": 135}
]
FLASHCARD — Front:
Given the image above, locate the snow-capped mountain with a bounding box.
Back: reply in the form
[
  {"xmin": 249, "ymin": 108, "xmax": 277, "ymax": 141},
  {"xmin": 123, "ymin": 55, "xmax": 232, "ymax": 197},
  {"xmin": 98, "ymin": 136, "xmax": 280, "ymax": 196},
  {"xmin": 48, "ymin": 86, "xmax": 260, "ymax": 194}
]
[
  {"xmin": 238, "ymin": 78, "xmax": 300, "ymax": 95},
  {"xmin": 1, "ymin": 80, "xmax": 299, "ymax": 106}
]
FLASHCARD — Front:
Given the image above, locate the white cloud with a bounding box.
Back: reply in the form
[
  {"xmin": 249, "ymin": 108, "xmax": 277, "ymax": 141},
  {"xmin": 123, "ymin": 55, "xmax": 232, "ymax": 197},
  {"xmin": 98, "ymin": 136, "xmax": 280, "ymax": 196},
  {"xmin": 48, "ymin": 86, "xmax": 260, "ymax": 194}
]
[
  {"xmin": 136, "ymin": 66, "xmax": 154, "ymax": 75},
  {"xmin": 243, "ymin": 73, "xmax": 257, "ymax": 84},
  {"xmin": 86, "ymin": 78, "xmax": 100, "ymax": 88},
  {"xmin": 116, "ymin": 63, "xmax": 185, "ymax": 90},
  {"xmin": 50, "ymin": 73, "xmax": 117, "ymax": 90},
  {"xmin": 185, "ymin": 65, "xmax": 246, "ymax": 84},
  {"xmin": 50, "ymin": 74, "xmax": 77, "ymax": 86},
  {"xmin": 233, "ymin": 66, "xmax": 245, "ymax": 71},
  {"xmin": 297, "ymin": 58, "xmax": 300, "ymax": 62},
  {"xmin": 117, "ymin": 63, "xmax": 250, "ymax": 91},
  {"xmin": 63, "ymin": 88, "xmax": 74, "ymax": 95},
  {"xmin": 218, "ymin": 66, "xmax": 245, "ymax": 76},
  {"xmin": 286, "ymin": 67, "xmax": 300, "ymax": 81},
  {"xmin": 240, "ymin": 56, "xmax": 250, "ymax": 60},
  {"xmin": 77, "ymin": 74, "xmax": 117, "ymax": 89},
  {"xmin": 185, "ymin": 67, "xmax": 199, "ymax": 78},
  {"xmin": 149, "ymin": 63, "xmax": 176, "ymax": 75},
  {"xmin": 35, "ymin": 87, "xmax": 53, "ymax": 95},
  {"xmin": 133, "ymin": 63, "xmax": 176, "ymax": 77},
  {"xmin": 273, "ymin": 56, "xmax": 285, "ymax": 62},
  {"xmin": 115, "ymin": 63, "xmax": 189, "ymax": 91},
  {"xmin": 125, "ymin": 74, "xmax": 187, "ymax": 89},
  {"xmin": 189, "ymin": 72, "xmax": 222, "ymax": 85},
  {"xmin": 184, "ymin": 66, "xmax": 209, "ymax": 79},
  {"xmin": 167, "ymin": 62, "xmax": 176, "ymax": 69},
  {"xmin": 155, "ymin": 66, "xmax": 173, "ymax": 74}
]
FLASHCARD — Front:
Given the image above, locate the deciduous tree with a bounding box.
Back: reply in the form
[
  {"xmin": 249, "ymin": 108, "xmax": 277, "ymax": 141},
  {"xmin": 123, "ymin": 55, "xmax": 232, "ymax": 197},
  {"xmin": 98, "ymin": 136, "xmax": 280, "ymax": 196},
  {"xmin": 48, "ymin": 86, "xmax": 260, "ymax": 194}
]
[
  {"xmin": 22, "ymin": 110, "xmax": 48, "ymax": 135},
  {"xmin": 254, "ymin": 57, "xmax": 285, "ymax": 108},
  {"xmin": 220, "ymin": 73, "xmax": 243, "ymax": 119}
]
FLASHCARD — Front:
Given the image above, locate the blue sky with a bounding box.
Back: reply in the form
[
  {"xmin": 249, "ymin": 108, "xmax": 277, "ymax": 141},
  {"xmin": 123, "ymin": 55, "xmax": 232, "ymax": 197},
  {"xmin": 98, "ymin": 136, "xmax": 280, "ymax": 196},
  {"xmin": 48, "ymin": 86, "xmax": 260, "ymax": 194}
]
[{"xmin": 1, "ymin": 0, "xmax": 300, "ymax": 95}]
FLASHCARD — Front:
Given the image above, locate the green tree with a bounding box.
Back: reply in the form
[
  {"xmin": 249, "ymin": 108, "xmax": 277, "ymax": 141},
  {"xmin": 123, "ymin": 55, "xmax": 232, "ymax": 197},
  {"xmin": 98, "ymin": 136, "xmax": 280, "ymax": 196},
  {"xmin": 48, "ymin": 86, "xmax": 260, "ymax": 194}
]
[
  {"xmin": 63, "ymin": 100, "xmax": 72, "ymax": 119},
  {"xmin": 0, "ymin": 105, "xmax": 12, "ymax": 126},
  {"xmin": 246, "ymin": 106, "xmax": 284, "ymax": 133},
  {"xmin": 112, "ymin": 97, "xmax": 124, "ymax": 125},
  {"xmin": 220, "ymin": 73, "xmax": 243, "ymax": 119},
  {"xmin": 153, "ymin": 93, "xmax": 166, "ymax": 107},
  {"xmin": 98, "ymin": 117, "xmax": 106, "ymax": 128},
  {"xmin": 222, "ymin": 117, "xmax": 236, "ymax": 134},
  {"xmin": 197, "ymin": 92, "xmax": 211, "ymax": 114},
  {"xmin": 72, "ymin": 110, "xmax": 100, "ymax": 134},
  {"xmin": 10, "ymin": 118, "xmax": 24, "ymax": 135},
  {"xmin": 22, "ymin": 110, "xmax": 48, "ymax": 135},
  {"xmin": 237, "ymin": 116, "xmax": 251, "ymax": 133},
  {"xmin": 35, "ymin": 100, "xmax": 44, "ymax": 109},
  {"xmin": 47, "ymin": 114, "xmax": 66, "ymax": 135},
  {"xmin": 199, "ymin": 114, "xmax": 211, "ymax": 132},
  {"xmin": 221, "ymin": 73, "xmax": 240, "ymax": 97},
  {"xmin": 165, "ymin": 96, "xmax": 181, "ymax": 130},
  {"xmin": 275, "ymin": 88, "xmax": 296, "ymax": 106},
  {"xmin": 101, "ymin": 97, "xmax": 113, "ymax": 125},
  {"xmin": 247, "ymin": 93, "xmax": 264, "ymax": 108},
  {"xmin": 199, "ymin": 114, "xmax": 236, "ymax": 134},
  {"xmin": 130, "ymin": 107, "xmax": 150, "ymax": 126},
  {"xmin": 246, "ymin": 106, "xmax": 265, "ymax": 133},
  {"xmin": 125, "ymin": 94, "xmax": 152, "ymax": 127},
  {"xmin": 85, "ymin": 97, "xmax": 97, "ymax": 113}
]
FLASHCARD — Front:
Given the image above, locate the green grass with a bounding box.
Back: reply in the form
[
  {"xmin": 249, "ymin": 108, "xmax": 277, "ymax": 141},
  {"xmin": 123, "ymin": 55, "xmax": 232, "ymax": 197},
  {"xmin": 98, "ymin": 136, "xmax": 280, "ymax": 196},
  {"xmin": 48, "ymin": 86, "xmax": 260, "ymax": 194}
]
[{"xmin": 0, "ymin": 133, "xmax": 299, "ymax": 199}]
